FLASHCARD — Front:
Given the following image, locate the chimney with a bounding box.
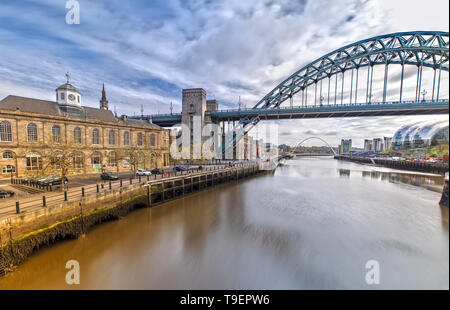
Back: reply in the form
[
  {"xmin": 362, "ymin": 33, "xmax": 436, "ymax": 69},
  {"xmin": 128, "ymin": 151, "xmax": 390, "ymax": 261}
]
[
  {"xmin": 121, "ymin": 115, "xmax": 127, "ymax": 121},
  {"xmin": 147, "ymin": 117, "xmax": 153, "ymax": 124}
]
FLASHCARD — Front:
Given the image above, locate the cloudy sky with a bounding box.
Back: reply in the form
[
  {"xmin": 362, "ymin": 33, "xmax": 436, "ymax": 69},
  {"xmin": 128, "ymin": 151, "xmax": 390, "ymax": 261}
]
[{"xmin": 0, "ymin": 0, "xmax": 448, "ymax": 147}]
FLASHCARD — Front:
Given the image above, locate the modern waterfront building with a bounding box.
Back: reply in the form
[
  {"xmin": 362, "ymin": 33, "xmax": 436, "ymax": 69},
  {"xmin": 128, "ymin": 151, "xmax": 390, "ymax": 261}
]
[
  {"xmin": 391, "ymin": 122, "xmax": 449, "ymax": 150},
  {"xmin": 383, "ymin": 137, "xmax": 392, "ymax": 151},
  {"xmin": 339, "ymin": 139, "xmax": 352, "ymax": 154},
  {"xmin": 364, "ymin": 139, "xmax": 372, "ymax": 151},
  {"xmin": 372, "ymin": 138, "xmax": 383, "ymax": 152},
  {"xmin": 0, "ymin": 79, "xmax": 170, "ymax": 178}
]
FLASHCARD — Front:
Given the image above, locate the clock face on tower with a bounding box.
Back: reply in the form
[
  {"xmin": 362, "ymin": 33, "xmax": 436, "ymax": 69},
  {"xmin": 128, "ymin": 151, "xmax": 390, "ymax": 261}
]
[{"xmin": 68, "ymin": 94, "xmax": 75, "ymax": 101}]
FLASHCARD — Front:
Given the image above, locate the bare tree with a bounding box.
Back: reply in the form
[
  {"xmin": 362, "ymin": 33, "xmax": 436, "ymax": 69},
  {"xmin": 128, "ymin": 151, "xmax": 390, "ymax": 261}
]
[
  {"xmin": 20, "ymin": 134, "xmax": 85, "ymax": 190},
  {"xmin": 118, "ymin": 147, "xmax": 142, "ymax": 177}
]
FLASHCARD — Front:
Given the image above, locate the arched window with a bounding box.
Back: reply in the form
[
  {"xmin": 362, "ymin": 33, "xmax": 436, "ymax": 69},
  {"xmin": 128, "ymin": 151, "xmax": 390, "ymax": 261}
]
[
  {"xmin": 52, "ymin": 125, "xmax": 61, "ymax": 143},
  {"xmin": 27, "ymin": 123, "xmax": 38, "ymax": 142},
  {"xmin": 2, "ymin": 165, "xmax": 15, "ymax": 174},
  {"xmin": 109, "ymin": 130, "xmax": 116, "ymax": 145},
  {"xmin": 150, "ymin": 133, "xmax": 156, "ymax": 147},
  {"xmin": 123, "ymin": 131, "xmax": 130, "ymax": 145},
  {"xmin": 74, "ymin": 127, "xmax": 82, "ymax": 144},
  {"xmin": 0, "ymin": 121, "xmax": 12, "ymax": 142},
  {"xmin": 2, "ymin": 151, "xmax": 14, "ymax": 159},
  {"xmin": 151, "ymin": 153, "xmax": 157, "ymax": 168},
  {"xmin": 26, "ymin": 152, "xmax": 42, "ymax": 170},
  {"xmin": 91, "ymin": 152, "xmax": 102, "ymax": 166},
  {"xmin": 92, "ymin": 129, "xmax": 100, "ymax": 145},
  {"xmin": 108, "ymin": 151, "xmax": 117, "ymax": 167},
  {"xmin": 73, "ymin": 152, "xmax": 84, "ymax": 169},
  {"xmin": 138, "ymin": 153, "xmax": 145, "ymax": 169},
  {"xmin": 137, "ymin": 133, "xmax": 143, "ymax": 146},
  {"xmin": 50, "ymin": 152, "xmax": 62, "ymax": 169}
]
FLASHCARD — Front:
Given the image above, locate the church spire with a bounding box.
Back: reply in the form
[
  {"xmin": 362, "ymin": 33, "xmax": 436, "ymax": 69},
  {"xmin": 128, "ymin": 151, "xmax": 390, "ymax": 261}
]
[{"xmin": 100, "ymin": 83, "xmax": 109, "ymax": 110}]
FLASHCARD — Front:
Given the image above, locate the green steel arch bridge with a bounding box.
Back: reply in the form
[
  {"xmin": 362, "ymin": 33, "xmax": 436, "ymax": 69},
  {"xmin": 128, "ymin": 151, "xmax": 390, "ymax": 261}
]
[{"xmin": 134, "ymin": 31, "xmax": 449, "ymax": 151}]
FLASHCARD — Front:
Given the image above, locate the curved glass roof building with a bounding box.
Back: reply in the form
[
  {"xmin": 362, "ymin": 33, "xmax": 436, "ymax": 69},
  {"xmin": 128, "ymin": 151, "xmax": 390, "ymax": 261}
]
[{"xmin": 392, "ymin": 121, "xmax": 449, "ymax": 150}]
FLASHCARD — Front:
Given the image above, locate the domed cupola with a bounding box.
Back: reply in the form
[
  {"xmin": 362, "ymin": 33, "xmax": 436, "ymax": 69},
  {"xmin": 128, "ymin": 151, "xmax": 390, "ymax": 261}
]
[{"xmin": 56, "ymin": 73, "xmax": 82, "ymax": 107}]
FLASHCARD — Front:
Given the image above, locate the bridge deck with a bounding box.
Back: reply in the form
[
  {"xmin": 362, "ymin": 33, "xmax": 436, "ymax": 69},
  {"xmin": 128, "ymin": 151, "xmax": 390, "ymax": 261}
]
[{"xmin": 135, "ymin": 100, "xmax": 449, "ymax": 127}]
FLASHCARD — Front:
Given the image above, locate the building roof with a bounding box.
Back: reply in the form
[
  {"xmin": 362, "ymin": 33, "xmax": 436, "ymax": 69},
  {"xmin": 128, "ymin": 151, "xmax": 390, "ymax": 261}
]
[
  {"xmin": 56, "ymin": 82, "xmax": 81, "ymax": 94},
  {"xmin": 0, "ymin": 95, "xmax": 162, "ymax": 129}
]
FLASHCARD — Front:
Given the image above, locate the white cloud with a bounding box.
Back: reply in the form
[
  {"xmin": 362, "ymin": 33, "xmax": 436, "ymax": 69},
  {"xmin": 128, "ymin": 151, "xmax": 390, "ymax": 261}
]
[{"xmin": 0, "ymin": 0, "xmax": 448, "ymax": 146}]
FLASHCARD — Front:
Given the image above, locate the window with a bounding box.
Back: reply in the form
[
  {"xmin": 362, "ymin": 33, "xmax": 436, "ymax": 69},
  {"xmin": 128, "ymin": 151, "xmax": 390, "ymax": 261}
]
[
  {"xmin": 150, "ymin": 134, "xmax": 156, "ymax": 147},
  {"xmin": 137, "ymin": 133, "xmax": 143, "ymax": 146},
  {"xmin": 74, "ymin": 127, "xmax": 82, "ymax": 144},
  {"xmin": 2, "ymin": 165, "xmax": 15, "ymax": 174},
  {"xmin": 2, "ymin": 151, "xmax": 13, "ymax": 159},
  {"xmin": 60, "ymin": 93, "xmax": 65, "ymax": 100},
  {"xmin": 51, "ymin": 152, "xmax": 62, "ymax": 169},
  {"xmin": 26, "ymin": 152, "xmax": 42, "ymax": 170},
  {"xmin": 109, "ymin": 130, "xmax": 116, "ymax": 145},
  {"xmin": 108, "ymin": 151, "xmax": 117, "ymax": 167},
  {"xmin": 27, "ymin": 123, "xmax": 38, "ymax": 142},
  {"xmin": 151, "ymin": 153, "xmax": 156, "ymax": 168},
  {"xmin": 91, "ymin": 152, "xmax": 102, "ymax": 166},
  {"xmin": 92, "ymin": 129, "xmax": 100, "ymax": 145},
  {"xmin": 52, "ymin": 125, "xmax": 61, "ymax": 143},
  {"xmin": 123, "ymin": 156, "xmax": 130, "ymax": 168},
  {"xmin": 77, "ymin": 96, "xmax": 80, "ymax": 103},
  {"xmin": 138, "ymin": 153, "xmax": 145, "ymax": 169},
  {"xmin": 73, "ymin": 152, "xmax": 84, "ymax": 169},
  {"xmin": 0, "ymin": 121, "xmax": 12, "ymax": 142},
  {"xmin": 123, "ymin": 131, "xmax": 130, "ymax": 146}
]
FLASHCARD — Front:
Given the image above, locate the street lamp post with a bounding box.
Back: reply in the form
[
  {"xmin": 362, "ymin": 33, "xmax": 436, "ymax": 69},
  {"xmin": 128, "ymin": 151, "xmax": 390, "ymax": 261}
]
[{"xmin": 421, "ymin": 89, "xmax": 427, "ymax": 102}]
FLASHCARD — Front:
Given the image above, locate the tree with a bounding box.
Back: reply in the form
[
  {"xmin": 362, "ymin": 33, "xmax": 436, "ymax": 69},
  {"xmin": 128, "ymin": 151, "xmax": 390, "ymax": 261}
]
[
  {"xmin": 117, "ymin": 147, "xmax": 142, "ymax": 177},
  {"xmin": 20, "ymin": 133, "xmax": 85, "ymax": 190}
]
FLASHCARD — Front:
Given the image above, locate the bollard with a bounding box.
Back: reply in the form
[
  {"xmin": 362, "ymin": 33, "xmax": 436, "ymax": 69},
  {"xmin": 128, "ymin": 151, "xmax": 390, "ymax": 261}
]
[
  {"xmin": 64, "ymin": 191, "xmax": 67, "ymax": 201},
  {"xmin": 147, "ymin": 175, "xmax": 149, "ymax": 181},
  {"xmin": 139, "ymin": 176, "xmax": 142, "ymax": 183},
  {"xmin": 42, "ymin": 196, "xmax": 46, "ymax": 207},
  {"xmin": 120, "ymin": 179, "xmax": 123, "ymax": 187},
  {"xmin": 15, "ymin": 201, "xmax": 20, "ymax": 214},
  {"xmin": 81, "ymin": 187, "xmax": 85, "ymax": 197},
  {"xmin": 147, "ymin": 185, "xmax": 151, "ymax": 207},
  {"xmin": 50, "ymin": 185, "xmax": 53, "ymax": 192},
  {"xmin": 130, "ymin": 178, "xmax": 132, "ymax": 185},
  {"xmin": 109, "ymin": 181, "xmax": 112, "ymax": 190},
  {"xmin": 97, "ymin": 184, "xmax": 99, "ymax": 193}
]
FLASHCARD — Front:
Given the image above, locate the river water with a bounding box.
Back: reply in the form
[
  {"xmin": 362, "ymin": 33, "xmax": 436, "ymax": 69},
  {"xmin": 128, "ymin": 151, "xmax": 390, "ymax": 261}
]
[{"xmin": 0, "ymin": 157, "xmax": 448, "ymax": 289}]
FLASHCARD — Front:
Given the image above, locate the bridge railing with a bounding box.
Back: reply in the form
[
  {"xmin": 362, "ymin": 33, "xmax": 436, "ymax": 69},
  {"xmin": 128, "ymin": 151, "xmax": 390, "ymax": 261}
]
[{"xmin": 213, "ymin": 99, "xmax": 449, "ymax": 113}]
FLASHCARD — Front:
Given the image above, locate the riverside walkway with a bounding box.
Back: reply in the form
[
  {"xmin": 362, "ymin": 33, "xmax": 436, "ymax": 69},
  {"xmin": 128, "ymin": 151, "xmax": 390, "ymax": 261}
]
[{"xmin": 0, "ymin": 162, "xmax": 260, "ymax": 220}]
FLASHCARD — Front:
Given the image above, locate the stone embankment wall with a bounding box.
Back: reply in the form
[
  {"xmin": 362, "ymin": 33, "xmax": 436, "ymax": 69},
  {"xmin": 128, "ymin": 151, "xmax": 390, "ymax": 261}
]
[{"xmin": 0, "ymin": 165, "xmax": 266, "ymax": 276}]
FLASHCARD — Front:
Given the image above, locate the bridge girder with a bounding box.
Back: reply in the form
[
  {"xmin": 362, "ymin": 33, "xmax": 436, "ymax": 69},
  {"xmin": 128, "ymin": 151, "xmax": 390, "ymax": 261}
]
[{"xmin": 255, "ymin": 31, "xmax": 449, "ymax": 110}]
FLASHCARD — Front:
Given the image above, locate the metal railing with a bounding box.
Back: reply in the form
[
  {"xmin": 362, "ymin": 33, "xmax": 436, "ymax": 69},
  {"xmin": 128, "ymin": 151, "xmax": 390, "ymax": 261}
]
[{"xmin": 0, "ymin": 163, "xmax": 258, "ymax": 219}]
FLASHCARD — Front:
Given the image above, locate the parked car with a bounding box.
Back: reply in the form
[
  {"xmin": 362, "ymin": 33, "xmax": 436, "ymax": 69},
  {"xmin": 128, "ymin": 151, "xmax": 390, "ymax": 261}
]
[
  {"xmin": 151, "ymin": 168, "xmax": 164, "ymax": 175},
  {"xmin": 101, "ymin": 172, "xmax": 119, "ymax": 180},
  {"xmin": 0, "ymin": 190, "xmax": 14, "ymax": 198},
  {"xmin": 136, "ymin": 169, "xmax": 152, "ymax": 176},
  {"xmin": 174, "ymin": 166, "xmax": 187, "ymax": 171},
  {"xmin": 44, "ymin": 176, "xmax": 68, "ymax": 186}
]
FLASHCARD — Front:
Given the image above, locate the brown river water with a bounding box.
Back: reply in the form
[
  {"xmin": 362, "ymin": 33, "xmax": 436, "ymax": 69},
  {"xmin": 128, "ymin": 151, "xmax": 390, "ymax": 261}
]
[{"xmin": 0, "ymin": 157, "xmax": 448, "ymax": 289}]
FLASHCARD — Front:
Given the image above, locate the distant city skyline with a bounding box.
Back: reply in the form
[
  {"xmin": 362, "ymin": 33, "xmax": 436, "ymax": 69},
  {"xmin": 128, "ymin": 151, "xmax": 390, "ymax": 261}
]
[{"xmin": 0, "ymin": 0, "xmax": 448, "ymax": 147}]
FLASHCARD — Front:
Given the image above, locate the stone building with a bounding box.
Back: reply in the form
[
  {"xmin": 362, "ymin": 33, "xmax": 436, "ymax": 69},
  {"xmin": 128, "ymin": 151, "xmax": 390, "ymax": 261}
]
[{"xmin": 0, "ymin": 79, "xmax": 170, "ymax": 178}]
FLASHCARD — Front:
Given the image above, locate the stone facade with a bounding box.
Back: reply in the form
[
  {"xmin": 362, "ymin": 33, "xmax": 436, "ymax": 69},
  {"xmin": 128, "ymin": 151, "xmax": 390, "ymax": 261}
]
[{"xmin": 0, "ymin": 84, "xmax": 170, "ymax": 178}]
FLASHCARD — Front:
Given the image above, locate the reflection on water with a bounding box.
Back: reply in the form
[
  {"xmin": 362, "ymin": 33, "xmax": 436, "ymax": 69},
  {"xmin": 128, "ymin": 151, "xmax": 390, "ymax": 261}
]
[
  {"xmin": 342, "ymin": 169, "xmax": 444, "ymax": 191},
  {"xmin": 0, "ymin": 158, "xmax": 448, "ymax": 290}
]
